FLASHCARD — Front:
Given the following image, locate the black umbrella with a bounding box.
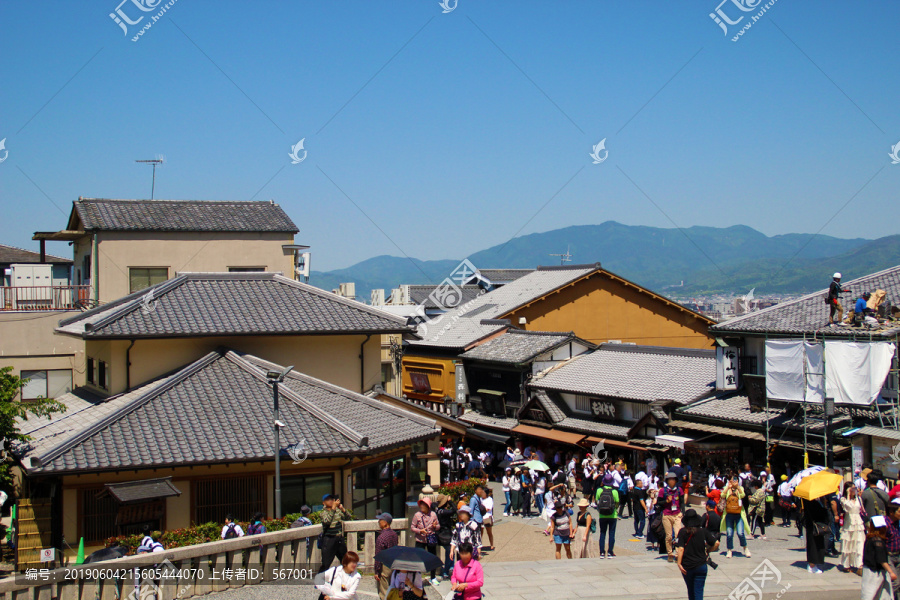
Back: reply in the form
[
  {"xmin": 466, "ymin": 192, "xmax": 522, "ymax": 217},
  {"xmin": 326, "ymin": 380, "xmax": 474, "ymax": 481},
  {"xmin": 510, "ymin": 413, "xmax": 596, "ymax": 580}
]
[
  {"xmin": 373, "ymin": 546, "xmax": 443, "ymax": 573},
  {"xmin": 83, "ymin": 546, "xmax": 128, "ymax": 564}
]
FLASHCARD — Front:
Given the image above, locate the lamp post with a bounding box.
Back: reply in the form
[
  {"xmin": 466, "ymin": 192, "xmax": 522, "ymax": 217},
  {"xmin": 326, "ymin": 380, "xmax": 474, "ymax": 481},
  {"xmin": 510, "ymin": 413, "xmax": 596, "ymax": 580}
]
[{"xmin": 267, "ymin": 365, "xmax": 293, "ymax": 519}]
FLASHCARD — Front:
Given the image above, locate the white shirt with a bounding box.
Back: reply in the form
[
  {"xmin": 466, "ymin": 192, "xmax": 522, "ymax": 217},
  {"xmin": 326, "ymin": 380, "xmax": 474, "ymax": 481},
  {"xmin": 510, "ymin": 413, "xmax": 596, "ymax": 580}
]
[
  {"xmin": 708, "ymin": 474, "xmax": 720, "ymax": 489},
  {"xmin": 318, "ymin": 566, "xmax": 361, "ymax": 600},
  {"xmin": 535, "ymin": 477, "xmax": 546, "ymax": 495},
  {"xmin": 502, "ymin": 475, "xmax": 512, "ymax": 491},
  {"xmin": 509, "ymin": 475, "xmax": 521, "ymax": 491},
  {"xmin": 648, "ymin": 476, "xmax": 660, "ymax": 492},
  {"xmin": 778, "ymin": 481, "xmax": 792, "ymax": 497},
  {"xmin": 611, "ymin": 470, "xmax": 623, "ymax": 486},
  {"xmin": 567, "ymin": 459, "xmax": 577, "ymax": 477},
  {"xmin": 483, "ymin": 496, "xmax": 494, "ymax": 519},
  {"xmin": 221, "ymin": 523, "xmax": 245, "ymax": 539},
  {"xmin": 387, "ymin": 570, "xmax": 423, "ymax": 594},
  {"xmin": 635, "ymin": 471, "xmax": 649, "ymax": 487}
]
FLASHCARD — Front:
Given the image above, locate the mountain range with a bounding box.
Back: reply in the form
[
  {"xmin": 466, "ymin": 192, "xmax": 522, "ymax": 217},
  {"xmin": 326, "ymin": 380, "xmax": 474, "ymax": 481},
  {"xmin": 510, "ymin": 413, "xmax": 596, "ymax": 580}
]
[{"xmin": 308, "ymin": 222, "xmax": 900, "ymax": 300}]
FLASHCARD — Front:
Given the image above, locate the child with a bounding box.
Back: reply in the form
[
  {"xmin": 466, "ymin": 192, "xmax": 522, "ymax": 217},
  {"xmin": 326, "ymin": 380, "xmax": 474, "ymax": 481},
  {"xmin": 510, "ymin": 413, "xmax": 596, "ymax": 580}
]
[{"xmin": 451, "ymin": 506, "xmax": 482, "ymax": 560}]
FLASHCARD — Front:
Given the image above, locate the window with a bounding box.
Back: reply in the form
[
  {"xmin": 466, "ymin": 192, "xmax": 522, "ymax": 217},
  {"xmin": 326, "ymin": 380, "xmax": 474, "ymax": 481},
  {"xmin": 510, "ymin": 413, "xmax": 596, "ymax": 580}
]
[
  {"xmin": 281, "ymin": 474, "xmax": 334, "ymax": 515},
  {"xmin": 86, "ymin": 358, "xmax": 95, "ymax": 385},
  {"xmin": 82, "ymin": 254, "xmax": 91, "ymax": 282},
  {"xmin": 574, "ymin": 395, "xmax": 592, "ymax": 413},
  {"xmin": 351, "ymin": 457, "xmax": 406, "ymax": 520},
  {"xmin": 129, "ymin": 268, "xmax": 168, "ymax": 293},
  {"xmin": 21, "ymin": 370, "xmax": 72, "ymax": 400},
  {"xmin": 194, "ymin": 475, "xmax": 266, "ymax": 524},
  {"xmin": 81, "ymin": 488, "xmax": 118, "ymax": 542},
  {"xmin": 227, "ymin": 267, "xmax": 266, "ymax": 272},
  {"xmin": 97, "ymin": 360, "xmax": 108, "ymax": 390}
]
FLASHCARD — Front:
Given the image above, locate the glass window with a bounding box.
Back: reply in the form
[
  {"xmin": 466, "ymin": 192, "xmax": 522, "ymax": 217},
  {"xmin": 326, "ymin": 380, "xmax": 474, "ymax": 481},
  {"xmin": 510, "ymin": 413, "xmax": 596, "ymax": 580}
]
[
  {"xmin": 281, "ymin": 474, "xmax": 334, "ymax": 515},
  {"xmin": 351, "ymin": 456, "xmax": 407, "ymax": 520},
  {"xmin": 86, "ymin": 358, "xmax": 95, "ymax": 385},
  {"xmin": 21, "ymin": 370, "xmax": 72, "ymax": 400},
  {"xmin": 227, "ymin": 267, "xmax": 266, "ymax": 272},
  {"xmin": 129, "ymin": 268, "xmax": 168, "ymax": 293},
  {"xmin": 98, "ymin": 360, "xmax": 108, "ymax": 390}
]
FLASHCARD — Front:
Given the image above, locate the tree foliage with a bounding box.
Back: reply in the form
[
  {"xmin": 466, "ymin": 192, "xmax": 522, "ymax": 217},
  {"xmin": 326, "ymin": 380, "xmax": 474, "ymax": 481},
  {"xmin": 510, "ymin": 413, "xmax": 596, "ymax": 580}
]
[{"xmin": 0, "ymin": 366, "xmax": 66, "ymax": 484}]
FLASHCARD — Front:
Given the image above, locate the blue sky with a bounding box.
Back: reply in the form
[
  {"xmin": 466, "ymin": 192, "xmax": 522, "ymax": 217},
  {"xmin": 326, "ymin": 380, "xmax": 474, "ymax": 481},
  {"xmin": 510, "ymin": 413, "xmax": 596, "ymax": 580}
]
[{"xmin": 1, "ymin": 1, "xmax": 897, "ymax": 270}]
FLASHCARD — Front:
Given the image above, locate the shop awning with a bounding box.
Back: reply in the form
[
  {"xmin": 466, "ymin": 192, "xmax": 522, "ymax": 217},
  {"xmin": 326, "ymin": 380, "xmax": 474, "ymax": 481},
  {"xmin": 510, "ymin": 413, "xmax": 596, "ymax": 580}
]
[
  {"xmin": 466, "ymin": 426, "xmax": 512, "ymax": 445},
  {"xmin": 654, "ymin": 434, "xmax": 694, "ymax": 450},
  {"xmin": 100, "ymin": 477, "xmax": 181, "ymax": 504},
  {"xmin": 846, "ymin": 426, "xmax": 900, "ymax": 442},
  {"xmin": 512, "ymin": 424, "xmax": 585, "ymax": 446},
  {"xmin": 583, "ymin": 436, "xmax": 645, "ymax": 451}
]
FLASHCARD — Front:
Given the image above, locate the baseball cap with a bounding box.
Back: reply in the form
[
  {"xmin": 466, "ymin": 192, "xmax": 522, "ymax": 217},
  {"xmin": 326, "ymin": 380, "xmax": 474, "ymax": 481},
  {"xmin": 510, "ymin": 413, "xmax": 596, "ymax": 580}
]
[
  {"xmin": 322, "ymin": 493, "xmax": 337, "ymax": 501},
  {"xmin": 781, "ymin": 475, "xmax": 788, "ymax": 481},
  {"xmin": 458, "ymin": 505, "xmax": 472, "ymax": 515},
  {"xmin": 674, "ymin": 458, "xmax": 681, "ymax": 464},
  {"xmin": 376, "ymin": 512, "xmax": 393, "ymax": 524}
]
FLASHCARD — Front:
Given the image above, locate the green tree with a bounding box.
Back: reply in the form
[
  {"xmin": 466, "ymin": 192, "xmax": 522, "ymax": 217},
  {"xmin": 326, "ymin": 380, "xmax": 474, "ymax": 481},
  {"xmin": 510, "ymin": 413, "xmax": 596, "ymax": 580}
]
[{"xmin": 0, "ymin": 367, "xmax": 65, "ymax": 484}]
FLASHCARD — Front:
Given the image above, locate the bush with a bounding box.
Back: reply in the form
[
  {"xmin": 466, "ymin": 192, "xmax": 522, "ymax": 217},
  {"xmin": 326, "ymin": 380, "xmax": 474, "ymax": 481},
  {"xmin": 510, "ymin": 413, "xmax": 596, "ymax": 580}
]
[
  {"xmin": 436, "ymin": 478, "xmax": 488, "ymax": 503},
  {"xmin": 103, "ymin": 509, "xmax": 346, "ymax": 552}
]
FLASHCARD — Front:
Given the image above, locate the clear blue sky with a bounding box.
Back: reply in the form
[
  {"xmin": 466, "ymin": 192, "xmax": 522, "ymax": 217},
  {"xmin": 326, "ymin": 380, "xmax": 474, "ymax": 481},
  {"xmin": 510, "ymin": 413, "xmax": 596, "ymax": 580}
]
[{"xmin": 1, "ymin": 1, "xmax": 897, "ymax": 270}]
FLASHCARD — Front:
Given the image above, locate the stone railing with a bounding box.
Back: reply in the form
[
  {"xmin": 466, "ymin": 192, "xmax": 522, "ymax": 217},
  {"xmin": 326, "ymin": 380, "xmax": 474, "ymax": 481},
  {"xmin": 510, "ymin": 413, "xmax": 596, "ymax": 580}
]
[{"xmin": 0, "ymin": 519, "xmax": 409, "ymax": 600}]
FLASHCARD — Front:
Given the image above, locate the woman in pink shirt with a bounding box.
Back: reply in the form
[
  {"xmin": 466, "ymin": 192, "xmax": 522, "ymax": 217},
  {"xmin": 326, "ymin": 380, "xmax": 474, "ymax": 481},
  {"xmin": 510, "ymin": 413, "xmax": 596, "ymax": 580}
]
[{"xmin": 451, "ymin": 543, "xmax": 484, "ymax": 600}]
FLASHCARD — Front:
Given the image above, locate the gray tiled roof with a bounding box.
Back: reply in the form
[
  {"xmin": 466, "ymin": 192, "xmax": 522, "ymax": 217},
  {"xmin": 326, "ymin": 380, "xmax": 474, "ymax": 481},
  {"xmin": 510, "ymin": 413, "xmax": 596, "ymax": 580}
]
[
  {"xmin": 531, "ymin": 389, "xmax": 566, "ymax": 424},
  {"xmin": 711, "ymin": 264, "xmax": 900, "ymax": 337},
  {"xmin": 459, "ymin": 410, "xmax": 518, "ymax": 432},
  {"xmin": 531, "ymin": 344, "xmax": 716, "ymax": 405},
  {"xmin": 57, "ymin": 272, "xmax": 411, "ymax": 338},
  {"xmin": 20, "ymin": 349, "xmax": 439, "ymax": 474},
  {"xmin": 677, "ymin": 394, "xmax": 854, "ymax": 434},
  {"xmin": 555, "ymin": 417, "xmax": 631, "ymax": 440},
  {"xmin": 407, "ymin": 285, "xmax": 484, "ymax": 310},
  {"xmin": 102, "ymin": 477, "xmax": 181, "ymax": 503},
  {"xmin": 71, "ymin": 198, "xmax": 299, "ymax": 233},
  {"xmin": 0, "ymin": 244, "xmax": 71, "ymax": 265},
  {"xmin": 460, "ymin": 330, "xmax": 580, "ymax": 365},
  {"xmin": 472, "ymin": 269, "xmax": 534, "ymax": 284},
  {"xmin": 413, "ymin": 265, "xmax": 601, "ymax": 350}
]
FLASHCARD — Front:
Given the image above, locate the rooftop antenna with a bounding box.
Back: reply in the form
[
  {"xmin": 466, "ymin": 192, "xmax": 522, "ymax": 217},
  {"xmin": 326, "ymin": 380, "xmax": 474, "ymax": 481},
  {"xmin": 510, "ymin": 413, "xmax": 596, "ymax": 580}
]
[
  {"xmin": 549, "ymin": 245, "xmax": 572, "ymax": 266},
  {"xmin": 135, "ymin": 156, "xmax": 164, "ymax": 199}
]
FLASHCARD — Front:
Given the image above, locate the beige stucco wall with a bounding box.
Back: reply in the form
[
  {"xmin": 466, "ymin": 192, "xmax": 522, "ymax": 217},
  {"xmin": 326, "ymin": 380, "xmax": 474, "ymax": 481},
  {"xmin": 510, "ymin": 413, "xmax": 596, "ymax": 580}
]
[
  {"xmin": 72, "ymin": 231, "xmax": 296, "ymax": 303},
  {"xmin": 0, "ymin": 311, "xmax": 86, "ymax": 390},
  {"xmin": 80, "ymin": 333, "xmax": 383, "ymax": 396}
]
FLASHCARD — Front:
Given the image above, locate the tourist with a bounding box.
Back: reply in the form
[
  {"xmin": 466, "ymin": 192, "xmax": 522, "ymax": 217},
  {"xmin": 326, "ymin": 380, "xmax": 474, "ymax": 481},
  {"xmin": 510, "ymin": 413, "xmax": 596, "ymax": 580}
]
[
  {"xmin": 720, "ymin": 477, "xmax": 751, "ymax": 559},
  {"xmin": 840, "ymin": 484, "xmax": 865, "ymax": 574},
  {"xmin": 566, "ymin": 455, "xmax": 578, "ymax": 496},
  {"xmin": 707, "ymin": 469, "xmax": 722, "ymax": 490},
  {"xmin": 290, "ymin": 505, "xmax": 313, "ymax": 528},
  {"xmin": 411, "ymin": 498, "xmax": 439, "ymax": 580},
  {"xmin": 317, "ymin": 551, "xmax": 361, "ymax": 600},
  {"xmin": 450, "ymin": 542, "xmax": 484, "ymax": 600},
  {"xmin": 632, "ymin": 477, "xmax": 648, "ymax": 538},
  {"xmin": 646, "ymin": 489, "xmax": 661, "ymax": 552},
  {"xmin": 482, "ymin": 487, "xmax": 495, "ymax": 551},
  {"xmin": 534, "ymin": 471, "xmax": 547, "ymax": 516},
  {"xmin": 596, "ymin": 472, "xmax": 620, "ymax": 558},
  {"xmin": 319, "ymin": 494, "xmax": 351, "ymax": 572},
  {"xmin": 660, "ymin": 472, "xmax": 684, "ymax": 563},
  {"xmin": 706, "ymin": 479, "xmax": 724, "ymax": 515},
  {"xmin": 884, "ymin": 501, "xmax": 900, "ymax": 597},
  {"xmin": 502, "ymin": 467, "xmax": 513, "ymax": 516},
  {"xmin": 386, "ymin": 569, "xmax": 424, "ymax": 600},
  {"xmin": 862, "ymin": 516, "xmax": 896, "ymax": 600},
  {"xmin": 373, "ymin": 512, "xmax": 398, "ymax": 598},
  {"xmin": 676, "ymin": 509, "xmax": 719, "ymax": 600},
  {"xmin": 520, "ymin": 467, "xmax": 534, "ymax": 518},
  {"xmin": 451, "ymin": 506, "xmax": 482, "ymax": 560},
  {"xmin": 574, "ymin": 498, "xmax": 595, "ymax": 558},
  {"xmin": 777, "ymin": 475, "xmax": 793, "ymax": 527},
  {"xmin": 863, "ymin": 471, "xmax": 890, "ymax": 520},
  {"xmin": 434, "ymin": 495, "xmax": 456, "ymax": 582},
  {"xmin": 549, "ymin": 501, "xmax": 574, "ymax": 560},
  {"xmin": 221, "ymin": 513, "xmax": 245, "ymax": 539},
  {"xmin": 748, "ymin": 480, "xmax": 767, "ymax": 540},
  {"xmin": 583, "ymin": 458, "xmax": 597, "ymax": 505},
  {"xmin": 470, "ymin": 485, "xmax": 487, "ymax": 529},
  {"xmin": 246, "ymin": 512, "xmax": 267, "ymax": 535},
  {"xmin": 802, "ymin": 495, "xmax": 830, "ymax": 574},
  {"xmin": 618, "ymin": 469, "xmax": 634, "ymax": 519},
  {"xmin": 509, "ymin": 469, "xmax": 522, "ymax": 516},
  {"xmin": 761, "ymin": 469, "xmax": 776, "ymax": 526},
  {"xmin": 702, "ymin": 500, "xmax": 721, "ymax": 534}
]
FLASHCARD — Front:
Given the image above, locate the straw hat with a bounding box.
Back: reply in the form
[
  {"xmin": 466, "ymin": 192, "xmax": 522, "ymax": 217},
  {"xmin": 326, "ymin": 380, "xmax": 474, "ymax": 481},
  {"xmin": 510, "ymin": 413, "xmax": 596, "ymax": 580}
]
[{"xmin": 578, "ymin": 498, "xmax": 590, "ymax": 508}]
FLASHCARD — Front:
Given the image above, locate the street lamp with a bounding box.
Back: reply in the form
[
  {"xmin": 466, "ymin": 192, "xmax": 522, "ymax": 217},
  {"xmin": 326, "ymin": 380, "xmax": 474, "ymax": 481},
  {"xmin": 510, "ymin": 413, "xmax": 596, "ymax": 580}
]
[{"xmin": 267, "ymin": 365, "xmax": 293, "ymax": 519}]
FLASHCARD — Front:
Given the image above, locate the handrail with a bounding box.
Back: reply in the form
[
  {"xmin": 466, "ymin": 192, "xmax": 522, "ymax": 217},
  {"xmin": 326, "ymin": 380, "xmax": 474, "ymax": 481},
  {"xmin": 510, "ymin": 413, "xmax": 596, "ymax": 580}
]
[{"xmin": 0, "ymin": 285, "xmax": 91, "ymax": 312}]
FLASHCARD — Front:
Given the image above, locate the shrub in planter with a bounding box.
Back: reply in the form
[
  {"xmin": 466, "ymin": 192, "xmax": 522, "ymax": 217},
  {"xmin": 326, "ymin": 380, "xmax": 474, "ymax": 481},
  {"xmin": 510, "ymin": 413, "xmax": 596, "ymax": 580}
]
[{"xmin": 436, "ymin": 478, "xmax": 488, "ymax": 503}]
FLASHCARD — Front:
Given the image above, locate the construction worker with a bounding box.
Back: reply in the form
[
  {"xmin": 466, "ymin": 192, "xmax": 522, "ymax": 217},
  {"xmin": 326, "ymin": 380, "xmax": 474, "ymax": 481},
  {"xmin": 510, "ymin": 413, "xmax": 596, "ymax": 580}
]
[{"xmin": 826, "ymin": 273, "xmax": 848, "ymax": 326}]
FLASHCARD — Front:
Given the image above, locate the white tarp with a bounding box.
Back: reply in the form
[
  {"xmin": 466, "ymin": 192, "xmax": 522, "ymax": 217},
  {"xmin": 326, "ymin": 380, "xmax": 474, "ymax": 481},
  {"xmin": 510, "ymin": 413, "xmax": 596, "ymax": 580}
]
[
  {"xmin": 765, "ymin": 340, "xmax": 825, "ymax": 402},
  {"xmin": 825, "ymin": 341, "xmax": 896, "ymax": 406}
]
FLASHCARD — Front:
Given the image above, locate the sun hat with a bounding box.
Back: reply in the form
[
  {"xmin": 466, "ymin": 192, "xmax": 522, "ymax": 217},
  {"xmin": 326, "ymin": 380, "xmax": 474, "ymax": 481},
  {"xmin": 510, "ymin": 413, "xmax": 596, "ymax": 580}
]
[
  {"xmin": 554, "ymin": 501, "xmax": 564, "ymax": 511},
  {"xmin": 602, "ymin": 473, "xmax": 615, "ymax": 486},
  {"xmin": 418, "ymin": 497, "xmax": 432, "ymax": 509},
  {"xmin": 578, "ymin": 498, "xmax": 590, "ymax": 508},
  {"xmin": 505, "ymin": 467, "xmax": 512, "ymax": 472},
  {"xmin": 665, "ymin": 471, "xmax": 677, "ymax": 480},
  {"xmin": 514, "ymin": 467, "xmax": 521, "ymax": 473},
  {"xmin": 872, "ymin": 515, "xmax": 888, "ymax": 528},
  {"xmin": 682, "ymin": 509, "xmax": 703, "ymax": 528},
  {"xmin": 458, "ymin": 505, "xmax": 472, "ymax": 515}
]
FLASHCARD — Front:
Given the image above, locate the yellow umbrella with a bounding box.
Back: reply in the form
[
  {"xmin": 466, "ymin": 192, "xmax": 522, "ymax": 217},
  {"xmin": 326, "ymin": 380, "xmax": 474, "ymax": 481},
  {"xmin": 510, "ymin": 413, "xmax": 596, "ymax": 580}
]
[{"xmin": 793, "ymin": 470, "xmax": 843, "ymax": 501}]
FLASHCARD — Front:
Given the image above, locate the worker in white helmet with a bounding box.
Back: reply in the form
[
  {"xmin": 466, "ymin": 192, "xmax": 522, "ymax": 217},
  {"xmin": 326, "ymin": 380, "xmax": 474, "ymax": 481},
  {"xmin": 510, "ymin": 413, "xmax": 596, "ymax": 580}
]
[{"xmin": 826, "ymin": 272, "xmax": 848, "ymax": 326}]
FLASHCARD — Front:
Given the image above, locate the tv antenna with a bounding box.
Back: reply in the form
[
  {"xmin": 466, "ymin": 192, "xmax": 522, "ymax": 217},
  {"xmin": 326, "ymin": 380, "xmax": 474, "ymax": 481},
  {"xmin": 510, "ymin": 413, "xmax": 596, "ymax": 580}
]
[
  {"xmin": 549, "ymin": 245, "xmax": 572, "ymax": 266},
  {"xmin": 135, "ymin": 157, "xmax": 164, "ymax": 199}
]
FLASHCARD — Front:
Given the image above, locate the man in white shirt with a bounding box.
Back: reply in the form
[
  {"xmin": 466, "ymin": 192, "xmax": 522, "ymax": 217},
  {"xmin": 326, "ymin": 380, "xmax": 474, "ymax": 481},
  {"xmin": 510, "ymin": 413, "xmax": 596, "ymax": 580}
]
[
  {"xmin": 221, "ymin": 514, "xmax": 245, "ymax": 539},
  {"xmin": 635, "ymin": 468, "xmax": 650, "ymax": 488},
  {"xmin": 566, "ymin": 457, "xmax": 578, "ymax": 495},
  {"xmin": 777, "ymin": 475, "xmax": 793, "ymax": 527}
]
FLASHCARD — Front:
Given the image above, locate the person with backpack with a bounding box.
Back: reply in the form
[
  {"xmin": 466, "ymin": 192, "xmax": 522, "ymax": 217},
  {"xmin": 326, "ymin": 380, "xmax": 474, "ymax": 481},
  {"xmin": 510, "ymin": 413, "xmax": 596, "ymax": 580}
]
[
  {"xmin": 319, "ymin": 493, "xmax": 352, "ymax": 573},
  {"xmin": 221, "ymin": 513, "xmax": 245, "ymax": 540},
  {"xmin": 595, "ymin": 473, "xmax": 620, "ymax": 558},
  {"xmin": 675, "ymin": 509, "xmax": 719, "ymax": 600},
  {"xmin": 519, "ymin": 468, "xmax": 534, "ymax": 518},
  {"xmin": 574, "ymin": 497, "xmax": 595, "ymax": 558},
  {"xmin": 646, "ymin": 488, "xmax": 662, "ymax": 552},
  {"xmin": 618, "ymin": 471, "xmax": 634, "ymax": 519},
  {"xmin": 549, "ymin": 501, "xmax": 575, "ymax": 560},
  {"xmin": 719, "ymin": 477, "xmax": 751, "ymax": 559},
  {"xmin": 469, "ymin": 485, "xmax": 487, "ymax": 529},
  {"xmin": 863, "ymin": 471, "xmax": 891, "ymax": 521},
  {"xmin": 137, "ymin": 530, "xmax": 164, "ymax": 553},
  {"xmin": 247, "ymin": 512, "xmax": 267, "ymax": 535},
  {"xmin": 660, "ymin": 472, "xmax": 684, "ymax": 563}
]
